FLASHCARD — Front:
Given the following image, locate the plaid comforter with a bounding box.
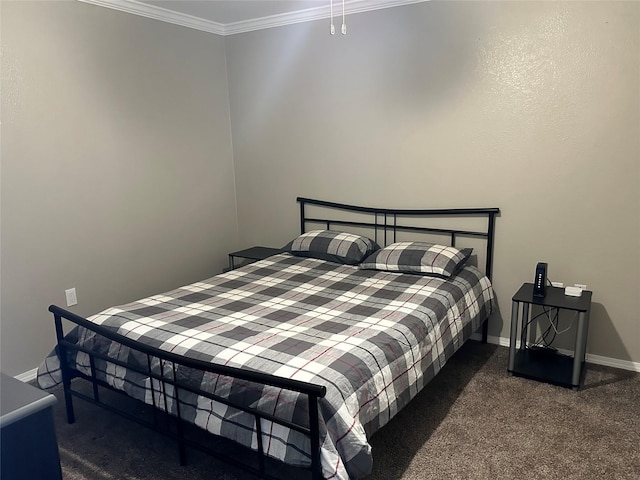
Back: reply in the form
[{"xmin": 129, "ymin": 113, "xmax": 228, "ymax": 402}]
[{"xmin": 37, "ymin": 253, "xmax": 493, "ymax": 479}]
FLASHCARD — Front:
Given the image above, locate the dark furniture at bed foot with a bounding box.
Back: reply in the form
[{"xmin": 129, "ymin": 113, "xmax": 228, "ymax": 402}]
[
  {"xmin": 507, "ymin": 282, "xmax": 592, "ymax": 390},
  {"xmin": 228, "ymin": 246, "xmax": 283, "ymax": 270},
  {"xmin": 1, "ymin": 373, "xmax": 62, "ymax": 480}
]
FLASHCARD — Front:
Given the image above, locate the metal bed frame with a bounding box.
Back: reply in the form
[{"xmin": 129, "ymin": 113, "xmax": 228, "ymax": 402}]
[{"xmin": 50, "ymin": 197, "xmax": 499, "ymax": 480}]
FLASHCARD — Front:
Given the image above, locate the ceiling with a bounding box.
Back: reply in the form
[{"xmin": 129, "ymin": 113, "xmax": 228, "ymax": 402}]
[{"xmin": 81, "ymin": 0, "xmax": 428, "ymax": 35}]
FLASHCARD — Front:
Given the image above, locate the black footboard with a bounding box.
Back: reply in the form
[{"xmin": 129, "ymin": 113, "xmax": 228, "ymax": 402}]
[{"xmin": 51, "ymin": 305, "xmax": 326, "ymax": 480}]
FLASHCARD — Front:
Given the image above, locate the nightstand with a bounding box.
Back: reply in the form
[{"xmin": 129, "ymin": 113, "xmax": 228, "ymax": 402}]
[
  {"xmin": 228, "ymin": 246, "xmax": 283, "ymax": 270},
  {"xmin": 507, "ymin": 282, "xmax": 592, "ymax": 390}
]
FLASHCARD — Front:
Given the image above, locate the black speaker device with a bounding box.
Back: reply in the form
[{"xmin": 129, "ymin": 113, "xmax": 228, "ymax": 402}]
[{"xmin": 533, "ymin": 262, "xmax": 547, "ymax": 298}]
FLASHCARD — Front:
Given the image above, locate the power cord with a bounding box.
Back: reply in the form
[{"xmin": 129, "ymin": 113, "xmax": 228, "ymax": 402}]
[
  {"xmin": 529, "ymin": 309, "xmax": 578, "ymax": 349},
  {"xmin": 521, "ymin": 307, "xmax": 555, "ymax": 348}
]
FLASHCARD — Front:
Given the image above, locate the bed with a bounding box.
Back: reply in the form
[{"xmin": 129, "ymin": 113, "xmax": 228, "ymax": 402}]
[{"xmin": 37, "ymin": 197, "xmax": 499, "ymax": 480}]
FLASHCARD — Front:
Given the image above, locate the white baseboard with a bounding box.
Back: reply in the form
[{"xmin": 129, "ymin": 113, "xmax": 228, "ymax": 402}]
[
  {"xmin": 471, "ymin": 333, "xmax": 640, "ymax": 372},
  {"xmin": 17, "ymin": 337, "xmax": 640, "ymax": 381},
  {"xmin": 581, "ymin": 352, "xmax": 640, "ymax": 372}
]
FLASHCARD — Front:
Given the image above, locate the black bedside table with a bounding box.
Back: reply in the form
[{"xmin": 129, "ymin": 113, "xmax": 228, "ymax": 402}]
[
  {"xmin": 228, "ymin": 246, "xmax": 283, "ymax": 270},
  {"xmin": 507, "ymin": 282, "xmax": 592, "ymax": 390}
]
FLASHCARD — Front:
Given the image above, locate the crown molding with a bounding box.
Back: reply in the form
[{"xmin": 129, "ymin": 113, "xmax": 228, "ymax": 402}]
[
  {"xmin": 79, "ymin": 0, "xmax": 429, "ymax": 36},
  {"xmin": 78, "ymin": 0, "xmax": 227, "ymax": 35}
]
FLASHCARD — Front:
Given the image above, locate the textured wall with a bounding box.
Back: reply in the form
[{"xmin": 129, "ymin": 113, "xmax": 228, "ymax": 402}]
[
  {"xmin": 227, "ymin": 2, "xmax": 640, "ymax": 363},
  {"xmin": 1, "ymin": 1, "xmax": 638, "ymax": 375},
  {"xmin": 0, "ymin": 1, "xmax": 237, "ymax": 375}
]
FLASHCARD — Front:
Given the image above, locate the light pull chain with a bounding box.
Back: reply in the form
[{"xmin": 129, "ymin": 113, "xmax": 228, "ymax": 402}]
[
  {"xmin": 330, "ymin": 0, "xmax": 335, "ymax": 34},
  {"xmin": 330, "ymin": 0, "xmax": 346, "ymax": 35},
  {"xmin": 341, "ymin": 0, "xmax": 346, "ymax": 34}
]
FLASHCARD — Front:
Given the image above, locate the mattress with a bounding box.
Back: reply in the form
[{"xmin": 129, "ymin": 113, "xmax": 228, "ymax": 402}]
[{"xmin": 37, "ymin": 253, "xmax": 494, "ymax": 479}]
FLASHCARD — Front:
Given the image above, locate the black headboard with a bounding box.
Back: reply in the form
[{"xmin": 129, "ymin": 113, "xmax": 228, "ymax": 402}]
[{"xmin": 297, "ymin": 197, "xmax": 500, "ymax": 281}]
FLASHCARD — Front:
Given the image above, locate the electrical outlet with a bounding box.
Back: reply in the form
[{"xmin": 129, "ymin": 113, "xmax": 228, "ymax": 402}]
[
  {"xmin": 574, "ymin": 284, "xmax": 587, "ymax": 290},
  {"xmin": 551, "ymin": 281, "xmax": 564, "ymax": 288},
  {"xmin": 65, "ymin": 288, "xmax": 77, "ymax": 307}
]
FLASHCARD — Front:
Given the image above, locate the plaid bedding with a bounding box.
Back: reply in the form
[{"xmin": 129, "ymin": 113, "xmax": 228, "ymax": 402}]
[
  {"xmin": 37, "ymin": 253, "xmax": 493, "ymax": 480},
  {"xmin": 359, "ymin": 242, "xmax": 472, "ymax": 277},
  {"xmin": 283, "ymin": 229, "xmax": 380, "ymax": 265}
]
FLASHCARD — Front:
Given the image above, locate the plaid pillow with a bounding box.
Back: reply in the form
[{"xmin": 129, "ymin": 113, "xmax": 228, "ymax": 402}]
[
  {"xmin": 283, "ymin": 230, "xmax": 380, "ymax": 265},
  {"xmin": 359, "ymin": 242, "xmax": 472, "ymax": 277}
]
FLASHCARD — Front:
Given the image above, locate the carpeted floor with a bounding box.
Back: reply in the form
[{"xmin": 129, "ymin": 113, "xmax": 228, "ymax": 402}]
[{"xmin": 47, "ymin": 343, "xmax": 640, "ymax": 480}]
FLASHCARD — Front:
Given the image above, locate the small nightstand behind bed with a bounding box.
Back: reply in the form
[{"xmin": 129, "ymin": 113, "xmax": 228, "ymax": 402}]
[{"xmin": 228, "ymin": 246, "xmax": 283, "ymax": 270}]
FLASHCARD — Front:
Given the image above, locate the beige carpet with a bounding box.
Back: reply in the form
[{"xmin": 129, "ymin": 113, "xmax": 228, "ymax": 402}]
[{"xmin": 49, "ymin": 342, "xmax": 640, "ymax": 480}]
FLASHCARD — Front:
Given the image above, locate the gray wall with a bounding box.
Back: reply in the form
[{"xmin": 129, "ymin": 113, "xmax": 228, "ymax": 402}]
[
  {"xmin": 226, "ymin": 2, "xmax": 639, "ymax": 363},
  {"xmin": 0, "ymin": 1, "xmax": 238, "ymax": 376},
  {"xmin": 1, "ymin": 1, "xmax": 638, "ymax": 375}
]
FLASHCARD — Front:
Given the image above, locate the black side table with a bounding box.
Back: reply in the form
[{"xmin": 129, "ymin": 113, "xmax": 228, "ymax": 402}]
[
  {"xmin": 1, "ymin": 373, "xmax": 62, "ymax": 479},
  {"xmin": 228, "ymin": 246, "xmax": 283, "ymax": 270},
  {"xmin": 507, "ymin": 283, "xmax": 592, "ymax": 390}
]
